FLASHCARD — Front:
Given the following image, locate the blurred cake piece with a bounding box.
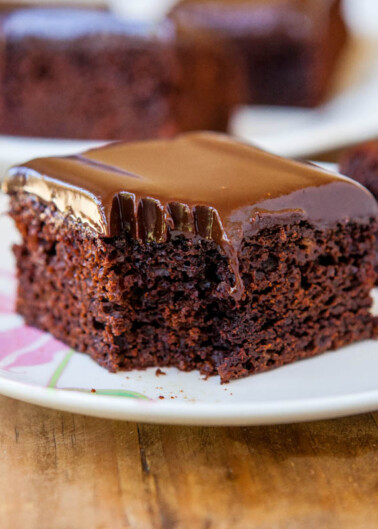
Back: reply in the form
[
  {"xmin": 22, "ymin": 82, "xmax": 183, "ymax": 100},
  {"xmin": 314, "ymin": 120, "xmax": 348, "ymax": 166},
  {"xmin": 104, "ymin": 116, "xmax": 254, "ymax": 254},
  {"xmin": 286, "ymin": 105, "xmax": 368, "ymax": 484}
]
[
  {"xmin": 169, "ymin": 0, "xmax": 348, "ymax": 107},
  {"xmin": 0, "ymin": 7, "xmax": 239, "ymax": 140},
  {"xmin": 339, "ymin": 141, "xmax": 378, "ymax": 200},
  {"xmin": 340, "ymin": 140, "xmax": 378, "ymax": 284}
]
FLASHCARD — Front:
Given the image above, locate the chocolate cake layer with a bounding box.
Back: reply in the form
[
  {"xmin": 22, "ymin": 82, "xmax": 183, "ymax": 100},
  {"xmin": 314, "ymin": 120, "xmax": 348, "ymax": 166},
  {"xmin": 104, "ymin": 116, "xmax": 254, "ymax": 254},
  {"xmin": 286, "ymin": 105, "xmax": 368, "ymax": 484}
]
[
  {"xmin": 169, "ymin": 0, "xmax": 348, "ymax": 107},
  {"xmin": 0, "ymin": 8, "xmax": 238, "ymax": 140},
  {"xmin": 4, "ymin": 133, "xmax": 378, "ymax": 382}
]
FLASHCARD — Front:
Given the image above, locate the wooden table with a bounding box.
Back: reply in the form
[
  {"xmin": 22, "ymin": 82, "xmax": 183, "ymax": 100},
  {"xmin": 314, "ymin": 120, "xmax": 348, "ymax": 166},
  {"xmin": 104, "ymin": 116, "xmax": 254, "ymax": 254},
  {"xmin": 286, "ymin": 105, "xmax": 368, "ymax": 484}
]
[{"xmin": 0, "ymin": 395, "xmax": 377, "ymax": 529}]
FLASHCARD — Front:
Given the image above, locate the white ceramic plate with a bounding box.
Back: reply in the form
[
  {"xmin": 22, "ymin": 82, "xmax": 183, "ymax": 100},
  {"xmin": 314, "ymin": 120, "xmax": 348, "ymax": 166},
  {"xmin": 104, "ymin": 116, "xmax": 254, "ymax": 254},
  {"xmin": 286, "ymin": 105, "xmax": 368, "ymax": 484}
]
[
  {"xmin": 0, "ymin": 0, "xmax": 377, "ymax": 177},
  {"xmin": 0, "ymin": 178, "xmax": 377, "ymax": 426}
]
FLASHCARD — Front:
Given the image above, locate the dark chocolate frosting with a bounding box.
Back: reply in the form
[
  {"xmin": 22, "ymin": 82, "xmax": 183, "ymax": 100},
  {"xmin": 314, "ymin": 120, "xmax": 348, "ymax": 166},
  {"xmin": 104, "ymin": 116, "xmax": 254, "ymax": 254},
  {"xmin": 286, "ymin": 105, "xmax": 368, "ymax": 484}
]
[{"xmin": 4, "ymin": 132, "xmax": 377, "ymax": 299}]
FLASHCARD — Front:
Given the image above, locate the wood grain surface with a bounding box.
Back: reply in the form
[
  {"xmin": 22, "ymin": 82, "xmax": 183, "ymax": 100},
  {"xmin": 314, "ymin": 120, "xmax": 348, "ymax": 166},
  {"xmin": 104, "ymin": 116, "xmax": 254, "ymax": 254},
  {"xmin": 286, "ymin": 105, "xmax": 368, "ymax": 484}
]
[{"xmin": 0, "ymin": 395, "xmax": 377, "ymax": 529}]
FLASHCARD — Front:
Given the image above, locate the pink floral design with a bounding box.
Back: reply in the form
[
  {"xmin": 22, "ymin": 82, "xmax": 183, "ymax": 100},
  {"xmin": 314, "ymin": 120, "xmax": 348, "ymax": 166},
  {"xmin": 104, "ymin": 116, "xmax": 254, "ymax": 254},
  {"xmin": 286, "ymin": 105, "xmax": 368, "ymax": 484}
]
[{"xmin": 0, "ymin": 326, "xmax": 69, "ymax": 370}]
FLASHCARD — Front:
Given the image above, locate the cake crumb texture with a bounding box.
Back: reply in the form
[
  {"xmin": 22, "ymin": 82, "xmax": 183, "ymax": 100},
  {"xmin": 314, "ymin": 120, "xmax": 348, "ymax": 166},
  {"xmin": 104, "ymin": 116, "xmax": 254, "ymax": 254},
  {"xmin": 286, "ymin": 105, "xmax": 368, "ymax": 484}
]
[{"xmin": 10, "ymin": 194, "xmax": 377, "ymax": 383}]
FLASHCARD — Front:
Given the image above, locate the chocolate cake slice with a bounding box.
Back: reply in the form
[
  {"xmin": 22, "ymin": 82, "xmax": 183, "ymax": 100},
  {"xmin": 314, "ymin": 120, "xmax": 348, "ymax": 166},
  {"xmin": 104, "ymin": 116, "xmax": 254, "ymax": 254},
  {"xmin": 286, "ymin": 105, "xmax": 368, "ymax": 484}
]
[
  {"xmin": 169, "ymin": 0, "xmax": 348, "ymax": 107},
  {"xmin": 0, "ymin": 8, "xmax": 239, "ymax": 140},
  {"xmin": 3, "ymin": 133, "xmax": 377, "ymax": 382}
]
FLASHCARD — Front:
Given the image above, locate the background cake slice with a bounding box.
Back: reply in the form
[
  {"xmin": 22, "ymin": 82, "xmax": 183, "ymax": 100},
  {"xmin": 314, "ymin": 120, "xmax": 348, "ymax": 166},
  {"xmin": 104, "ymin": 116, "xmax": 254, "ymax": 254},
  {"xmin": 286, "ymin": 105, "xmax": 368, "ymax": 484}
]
[
  {"xmin": 340, "ymin": 140, "xmax": 378, "ymax": 284},
  {"xmin": 340, "ymin": 141, "xmax": 378, "ymax": 201},
  {"xmin": 169, "ymin": 0, "xmax": 347, "ymax": 107},
  {"xmin": 3, "ymin": 133, "xmax": 377, "ymax": 382},
  {"xmin": 0, "ymin": 7, "xmax": 239, "ymax": 140}
]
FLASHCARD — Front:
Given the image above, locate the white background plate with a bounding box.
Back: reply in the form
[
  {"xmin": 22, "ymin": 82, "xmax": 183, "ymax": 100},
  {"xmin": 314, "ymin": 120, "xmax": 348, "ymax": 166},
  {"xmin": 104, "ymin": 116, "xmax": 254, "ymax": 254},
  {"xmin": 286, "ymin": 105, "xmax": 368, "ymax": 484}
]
[{"xmin": 0, "ymin": 171, "xmax": 377, "ymax": 426}]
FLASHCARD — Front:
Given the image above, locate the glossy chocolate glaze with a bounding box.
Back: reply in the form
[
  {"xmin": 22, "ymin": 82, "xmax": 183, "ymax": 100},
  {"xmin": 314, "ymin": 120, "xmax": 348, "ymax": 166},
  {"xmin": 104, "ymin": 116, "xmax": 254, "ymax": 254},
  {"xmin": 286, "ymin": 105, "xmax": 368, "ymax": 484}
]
[{"xmin": 4, "ymin": 132, "xmax": 377, "ymax": 299}]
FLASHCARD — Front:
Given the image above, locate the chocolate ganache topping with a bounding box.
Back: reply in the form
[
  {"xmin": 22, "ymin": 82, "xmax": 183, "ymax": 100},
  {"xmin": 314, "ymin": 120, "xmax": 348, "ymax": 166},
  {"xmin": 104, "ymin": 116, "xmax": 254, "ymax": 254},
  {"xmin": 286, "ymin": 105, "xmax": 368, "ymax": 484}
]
[{"xmin": 4, "ymin": 132, "xmax": 377, "ymax": 300}]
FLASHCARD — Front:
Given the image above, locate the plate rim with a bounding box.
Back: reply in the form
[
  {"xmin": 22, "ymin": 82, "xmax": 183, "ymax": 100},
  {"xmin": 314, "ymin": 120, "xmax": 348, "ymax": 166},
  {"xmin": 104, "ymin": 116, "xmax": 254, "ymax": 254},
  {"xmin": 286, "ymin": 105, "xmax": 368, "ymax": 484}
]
[{"xmin": 0, "ymin": 373, "xmax": 377, "ymax": 425}]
